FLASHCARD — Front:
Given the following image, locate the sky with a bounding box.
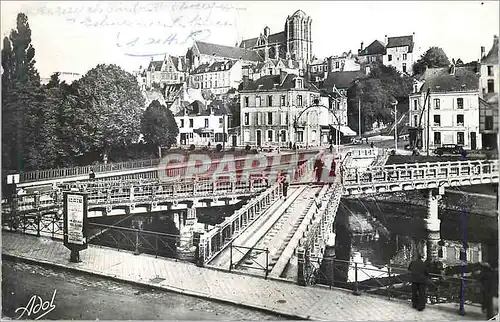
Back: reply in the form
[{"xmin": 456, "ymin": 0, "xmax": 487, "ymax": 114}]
[{"xmin": 1, "ymin": 1, "xmax": 498, "ymax": 78}]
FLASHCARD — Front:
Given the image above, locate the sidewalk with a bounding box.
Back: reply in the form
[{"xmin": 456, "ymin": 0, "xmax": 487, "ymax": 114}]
[{"xmin": 2, "ymin": 232, "xmax": 485, "ymax": 321}]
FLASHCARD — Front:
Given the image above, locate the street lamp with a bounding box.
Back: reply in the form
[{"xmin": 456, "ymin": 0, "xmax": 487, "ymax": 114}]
[{"xmin": 390, "ymin": 98, "xmax": 399, "ymax": 153}]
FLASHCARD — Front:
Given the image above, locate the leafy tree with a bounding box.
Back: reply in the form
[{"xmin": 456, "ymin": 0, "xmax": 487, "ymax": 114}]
[
  {"xmin": 1, "ymin": 13, "xmax": 42, "ymax": 170},
  {"xmin": 412, "ymin": 47, "xmax": 450, "ymax": 76},
  {"xmin": 347, "ymin": 63, "xmax": 413, "ymax": 133},
  {"xmin": 69, "ymin": 64, "xmax": 145, "ymax": 157},
  {"xmin": 141, "ymin": 100, "xmax": 179, "ymax": 150}
]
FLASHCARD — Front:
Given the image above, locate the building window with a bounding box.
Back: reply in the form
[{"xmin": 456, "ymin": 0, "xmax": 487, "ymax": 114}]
[
  {"xmin": 280, "ymin": 95, "xmax": 286, "ymax": 106},
  {"xmin": 267, "ymin": 112, "xmax": 273, "ymax": 125},
  {"xmin": 268, "ymin": 95, "xmax": 273, "ymax": 107},
  {"xmin": 215, "ymin": 80, "xmax": 218, "ymax": 87},
  {"xmin": 244, "ymin": 96, "xmax": 249, "ymax": 107},
  {"xmin": 335, "ymin": 61, "xmax": 340, "ymax": 69},
  {"xmin": 189, "ymin": 119, "xmax": 194, "ymax": 128},
  {"xmin": 414, "ymin": 115, "xmax": 418, "ymax": 126},
  {"xmin": 267, "ymin": 130, "xmax": 273, "ymax": 142},
  {"xmin": 280, "ymin": 112, "xmax": 287, "ymax": 125},
  {"xmin": 433, "ymin": 115, "xmax": 441, "ymax": 126},
  {"xmin": 488, "ymin": 80, "xmax": 495, "ymax": 93},
  {"xmin": 204, "ymin": 118, "xmax": 209, "ymax": 128},
  {"xmin": 456, "ymin": 114, "xmax": 464, "ymax": 126},
  {"xmin": 256, "ymin": 113, "xmax": 261, "ymax": 125},
  {"xmin": 312, "ymin": 66, "xmax": 317, "ymax": 72},
  {"xmin": 280, "ymin": 130, "xmax": 287, "ymax": 142},
  {"xmin": 488, "ymin": 65, "xmax": 493, "ymax": 76},
  {"xmin": 256, "ymin": 96, "xmax": 261, "ymax": 107},
  {"xmin": 388, "ymin": 54, "xmax": 392, "ymax": 61},
  {"xmin": 402, "ymin": 63, "xmax": 407, "ymax": 73},
  {"xmin": 297, "ymin": 95, "xmax": 303, "ymax": 106},
  {"xmin": 456, "ymin": 98, "xmax": 464, "ymax": 109},
  {"xmin": 403, "ymin": 53, "xmax": 407, "ymax": 60},
  {"xmin": 296, "ymin": 79, "xmax": 303, "ymax": 89},
  {"xmin": 413, "ymin": 99, "xmax": 418, "ymax": 110},
  {"xmin": 219, "ymin": 117, "xmax": 223, "ymax": 128},
  {"xmin": 296, "ymin": 131, "xmax": 304, "ymax": 142},
  {"xmin": 434, "ymin": 132, "xmax": 441, "ymax": 145},
  {"xmin": 434, "ymin": 98, "xmax": 440, "ymax": 109},
  {"xmin": 244, "ymin": 113, "xmax": 249, "ymax": 125},
  {"xmin": 457, "ymin": 132, "xmax": 465, "ymax": 145},
  {"xmin": 485, "ymin": 115, "xmax": 494, "ymax": 130}
]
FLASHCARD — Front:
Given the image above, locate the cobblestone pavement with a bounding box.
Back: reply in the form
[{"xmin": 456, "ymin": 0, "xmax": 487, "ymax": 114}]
[
  {"xmin": 2, "ymin": 259, "xmax": 286, "ymax": 320},
  {"xmin": 2, "ymin": 232, "xmax": 486, "ymax": 321}
]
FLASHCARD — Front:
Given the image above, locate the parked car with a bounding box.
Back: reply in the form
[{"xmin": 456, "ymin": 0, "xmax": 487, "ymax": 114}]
[
  {"xmin": 351, "ymin": 137, "xmax": 362, "ymax": 145},
  {"xmin": 433, "ymin": 144, "xmax": 464, "ymax": 156}
]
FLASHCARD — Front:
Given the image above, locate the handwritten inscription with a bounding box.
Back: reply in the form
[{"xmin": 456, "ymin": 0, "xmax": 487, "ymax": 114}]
[
  {"xmin": 15, "ymin": 290, "xmax": 57, "ymax": 320},
  {"xmin": 21, "ymin": 1, "xmax": 242, "ymax": 56}
]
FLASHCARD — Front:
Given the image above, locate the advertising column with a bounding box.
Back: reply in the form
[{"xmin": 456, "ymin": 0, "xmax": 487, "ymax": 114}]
[{"xmin": 63, "ymin": 192, "xmax": 88, "ymax": 262}]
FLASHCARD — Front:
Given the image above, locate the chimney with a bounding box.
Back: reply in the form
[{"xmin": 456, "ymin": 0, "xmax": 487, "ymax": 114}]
[
  {"xmin": 264, "ymin": 26, "xmax": 270, "ymax": 37},
  {"xmin": 242, "ymin": 75, "xmax": 249, "ymax": 89},
  {"xmin": 384, "ymin": 35, "xmax": 388, "ymax": 45},
  {"xmin": 151, "ymin": 57, "xmax": 154, "ymax": 61},
  {"xmin": 327, "ymin": 56, "xmax": 333, "ymax": 73},
  {"xmin": 450, "ymin": 63, "xmax": 455, "ymax": 76},
  {"xmin": 481, "ymin": 46, "xmax": 486, "ymax": 59},
  {"xmin": 360, "ymin": 42, "xmax": 364, "ymax": 51}
]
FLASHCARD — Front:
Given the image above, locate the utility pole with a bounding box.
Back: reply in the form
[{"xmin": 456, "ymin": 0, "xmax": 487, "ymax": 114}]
[{"xmin": 358, "ymin": 99, "xmax": 361, "ymax": 138}]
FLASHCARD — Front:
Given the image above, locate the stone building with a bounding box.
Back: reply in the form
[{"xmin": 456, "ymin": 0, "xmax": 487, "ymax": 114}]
[
  {"xmin": 239, "ymin": 10, "xmax": 313, "ymax": 66},
  {"xmin": 479, "ymin": 35, "xmax": 499, "ymax": 149}
]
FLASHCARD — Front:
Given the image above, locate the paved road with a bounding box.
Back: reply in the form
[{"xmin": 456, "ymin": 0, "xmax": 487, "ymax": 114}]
[{"xmin": 2, "ymin": 259, "xmax": 287, "ymax": 320}]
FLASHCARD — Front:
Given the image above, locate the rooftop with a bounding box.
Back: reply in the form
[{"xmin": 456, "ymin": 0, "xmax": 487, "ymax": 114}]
[
  {"xmin": 175, "ymin": 99, "xmax": 230, "ymax": 117},
  {"xmin": 322, "ymin": 70, "xmax": 368, "ymax": 89},
  {"xmin": 359, "ymin": 40, "xmax": 386, "ymax": 56},
  {"xmin": 386, "ymin": 35, "xmax": 414, "ymax": 53},
  {"xmin": 419, "ymin": 66, "xmax": 479, "ymax": 93},
  {"xmin": 481, "ymin": 36, "xmax": 499, "ymax": 64},
  {"xmin": 194, "ymin": 41, "xmax": 263, "ymax": 62},
  {"xmin": 240, "ymin": 73, "xmax": 318, "ymax": 92},
  {"xmin": 191, "ymin": 60, "xmax": 237, "ymax": 74}
]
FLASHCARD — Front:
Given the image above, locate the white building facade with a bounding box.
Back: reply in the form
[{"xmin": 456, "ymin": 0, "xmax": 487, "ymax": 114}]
[
  {"xmin": 190, "ymin": 60, "xmax": 243, "ymax": 95},
  {"xmin": 382, "ymin": 34, "xmax": 415, "ymax": 75},
  {"xmin": 240, "ymin": 72, "xmax": 328, "ymax": 147},
  {"xmin": 409, "ymin": 66, "xmax": 482, "ymax": 151}
]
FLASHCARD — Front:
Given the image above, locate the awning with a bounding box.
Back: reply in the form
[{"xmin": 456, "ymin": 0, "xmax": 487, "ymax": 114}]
[{"xmin": 338, "ymin": 126, "xmax": 357, "ymax": 136}]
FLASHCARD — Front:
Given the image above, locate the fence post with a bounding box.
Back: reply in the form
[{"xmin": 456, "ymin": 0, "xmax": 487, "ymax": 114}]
[
  {"xmin": 387, "ymin": 263, "xmax": 392, "ymax": 300},
  {"xmin": 36, "ymin": 215, "xmax": 41, "ymax": 237},
  {"xmin": 134, "ymin": 229, "xmax": 140, "ymax": 255},
  {"xmin": 229, "ymin": 241, "xmax": 233, "ymax": 271},
  {"xmin": 353, "ymin": 262, "xmax": 361, "ymax": 295},
  {"xmin": 297, "ymin": 247, "xmax": 306, "ymax": 286},
  {"xmin": 265, "ymin": 248, "xmax": 269, "ymax": 280}
]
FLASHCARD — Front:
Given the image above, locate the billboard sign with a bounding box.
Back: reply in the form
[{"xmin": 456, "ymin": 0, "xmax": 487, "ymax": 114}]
[{"xmin": 63, "ymin": 192, "xmax": 88, "ymax": 251}]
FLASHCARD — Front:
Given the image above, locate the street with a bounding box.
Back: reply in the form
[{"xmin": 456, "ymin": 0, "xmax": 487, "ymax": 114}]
[{"xmin": 2, "ymin": 259, "xmax": 287, "ymax": 320}]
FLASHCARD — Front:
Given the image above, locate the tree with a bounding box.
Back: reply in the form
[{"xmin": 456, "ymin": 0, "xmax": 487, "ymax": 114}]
[
  {"xmin": 412, "ymin": 47, "xmax": 450, "ymax": 76},
  {"xmin": 141, "ymin": 100, "xmax": 179, "ymax": 150},
  {"xmin": 347, "ymin": 63, "xmax": 413, "ymax": 133},
  {"xmin": 69, "ymin": 64, "xmax": 145, "ymax": 157},
  {"xmin": 2, "ymin": 13, "xmax": 42, "ymax": 170}
]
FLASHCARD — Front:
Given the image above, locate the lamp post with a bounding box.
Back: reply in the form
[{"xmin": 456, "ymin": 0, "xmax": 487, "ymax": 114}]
[{"xmin": 391, "ymin": 98, "xmax": 398, "ymax": 153}]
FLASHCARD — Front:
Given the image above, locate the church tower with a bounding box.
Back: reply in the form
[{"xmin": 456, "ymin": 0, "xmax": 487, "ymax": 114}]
[{"xmin": 285, "ymin": 10, "xmax": 312, "ymax": 65}]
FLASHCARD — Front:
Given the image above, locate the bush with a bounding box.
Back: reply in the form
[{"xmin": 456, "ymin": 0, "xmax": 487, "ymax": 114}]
[
  {"xmin": 189, "ymin": 144, "xmax": 196, "ymax": 151},
  {"xmin": 245, "ymin": 145, "xmax": 251, "ymax": 151},
  {"xmin": 216, "ymin": 143, "xmax": 223, "ymax": 152}
]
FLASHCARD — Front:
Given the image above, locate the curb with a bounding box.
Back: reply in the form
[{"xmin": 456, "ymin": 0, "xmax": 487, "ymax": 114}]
[{"xmin": 3, "ymin": 253, "xmax": 312, "ymax": 321}]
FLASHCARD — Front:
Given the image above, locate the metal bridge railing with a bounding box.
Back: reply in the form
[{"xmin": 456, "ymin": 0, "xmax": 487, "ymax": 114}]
[
  {"xmin": 342, "ymin": 159, "xmax": 499, "ymax": 187},
  {"xmin": 229, "ymin": 243, "xmax": 270, "ymax": 278},
  {"xmin": 304, "ymin": 255, "xmax": 483, "ymax": 314}
]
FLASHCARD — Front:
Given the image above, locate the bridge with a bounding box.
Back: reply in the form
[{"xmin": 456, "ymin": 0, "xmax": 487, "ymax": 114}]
[{"xmin": 2, "ymin": 147, "xmax": 498, "ymax": 293}]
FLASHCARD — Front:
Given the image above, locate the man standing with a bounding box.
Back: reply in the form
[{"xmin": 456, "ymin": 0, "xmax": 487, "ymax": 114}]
[
  {"xmin": 408, "ymin": 253, "xmax": 429, "ymax": 311},
  {"xmin": 281, "ymin": 176, "xmax": 289, "ymax": 198},
  {"xmin": 314, "ymin": 156, "xmax": 324, "ymax": 183},
  {"xmin": 478, "ymin": 262, "xmax": 496, "ymax": 319}
]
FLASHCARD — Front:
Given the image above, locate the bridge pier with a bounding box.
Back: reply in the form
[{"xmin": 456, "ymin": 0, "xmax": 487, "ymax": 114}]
[{"xmin": 424, "ymin": 188, "xmax": 443, "ymax": 262}]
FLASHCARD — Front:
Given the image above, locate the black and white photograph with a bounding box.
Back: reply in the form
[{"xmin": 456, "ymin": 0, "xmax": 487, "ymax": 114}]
[{"xmin": 1, "ymin": 1, "xmax": 499, "ymax": 320}]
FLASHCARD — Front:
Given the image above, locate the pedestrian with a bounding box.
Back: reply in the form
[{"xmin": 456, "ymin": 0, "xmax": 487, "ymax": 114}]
[
  {"xmin": 314, "ymin": 192, "xmax": 322, "ymax": 209},
  {"xmin": 329, "ymin": 144, "xmax": 333, "ymax": 153},
  {"xmin": 478, "ymin": 262, "xmax": 496, "ymax": 319},
  {"xmin": 329, "ymin": 158, "xmax": 336, "ymax": 178},
  {"xmin": 281, "ymin": 176, "xmax": 289, "ymax": 198},
  {"xmin": 370, "ymin": 142, "xmax": 374, "ymax": 149},
  {"xmin": 408, "ymin": 253, "xmax": 430, "ymax": 311},
  {"xmin": 89, "ymin": 169, "xmax": 96, "ymax": 180},
  {"xmin": 289, "ymin": 142, "xmax": 293, "ymax": 149},
  {"xmin": 314, "ymin": 156, "xmax": 324, "ymax": 183}
]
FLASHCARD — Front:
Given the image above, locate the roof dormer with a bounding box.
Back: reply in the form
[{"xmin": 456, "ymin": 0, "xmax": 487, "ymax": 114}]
[{"xmin": 295, "ymin": 78, "xmax": 303, "ymax": 89}]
